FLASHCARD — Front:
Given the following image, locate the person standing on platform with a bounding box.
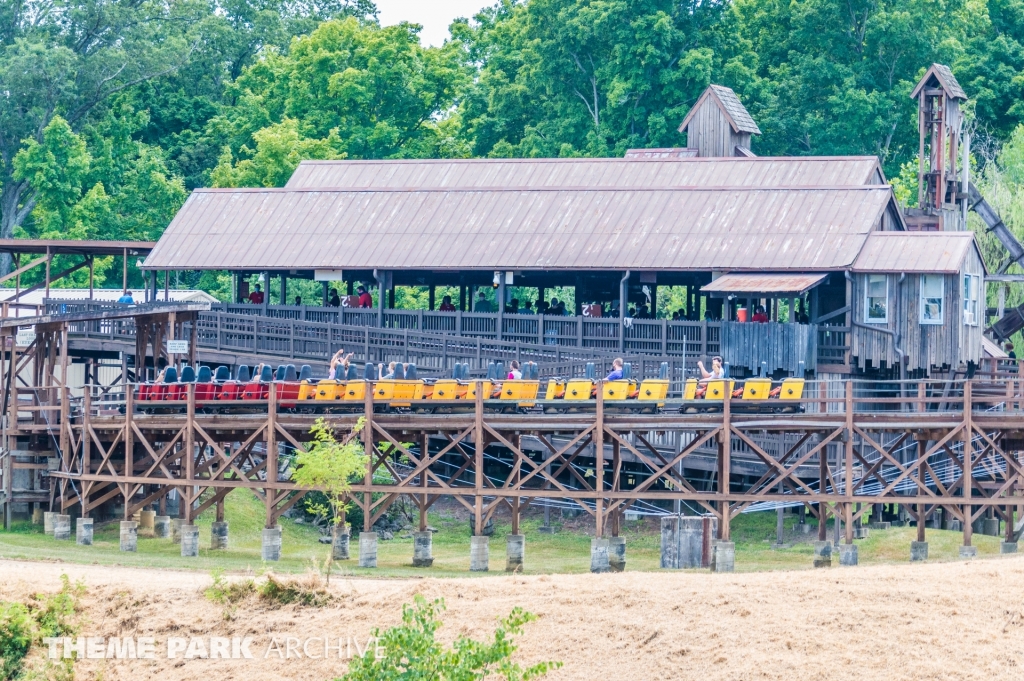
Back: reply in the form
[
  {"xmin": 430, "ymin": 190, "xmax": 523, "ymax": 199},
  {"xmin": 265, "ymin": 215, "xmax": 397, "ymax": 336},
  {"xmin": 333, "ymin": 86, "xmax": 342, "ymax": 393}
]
[
  {"xmin": 248, "ymin": 284, "xmax": 264, "ymax": 304},
  {"xmin": 439, "ymin": 295, "xmax": 456, "ymax": 312},
  {"xmin": 357, "ymin": 285, "xmax": 373, "ymax": 308}
]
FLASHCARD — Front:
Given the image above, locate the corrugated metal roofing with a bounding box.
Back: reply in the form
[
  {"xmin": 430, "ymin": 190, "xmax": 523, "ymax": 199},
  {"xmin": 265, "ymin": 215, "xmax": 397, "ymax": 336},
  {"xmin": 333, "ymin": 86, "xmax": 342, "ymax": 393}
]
[
  {"xmin": 286, "ymin": 157, "xmax": 883, "ymax": 190},
  {"xmin": 144, "ymin": 186, "xmax": 895, "ymax": 272},
  {"xmin": 852, "ymin": 232, "xmax": 979, "ymax": 273},
  {"xmin": 702, "ymin": 273, "xmax": 828, "ymax": 295}
]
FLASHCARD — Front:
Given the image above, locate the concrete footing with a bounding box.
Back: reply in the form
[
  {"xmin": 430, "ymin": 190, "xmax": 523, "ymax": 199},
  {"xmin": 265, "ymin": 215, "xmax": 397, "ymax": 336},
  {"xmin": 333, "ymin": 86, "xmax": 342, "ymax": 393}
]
[
  {"xmin": 76, "ymin": 518, "xmax": 93, "ymax": 546},
  {"xmin": 261, "ymin": 526, "xmax": 282, "ymax": 561},
  {"xmin": 43, "ymin": 511, "xmax": 56, "ymax": 535},
  {"xmin": 53, "ymin": 514, "xmax": 71, "ymax": 540},
  {"xmin": 949, "ymin": 519, "xmax": 962, "ymax": 532},
  {"xmin": 868, "ymin": 521, "xmax": 890, "ymax": 530},
  {"xmin": 590, "ymin": 537, "xmax": 610, "ymax": 573},
  {"xmin": 910, "ymin": 541, "xmax": 929, "ymax": 562},
  {"xmin": 180, "ymin": 525, "xmax": 200, "ymax": 557},
  {"xmin": 711, "ymin": 541, "xmax": 735, "ymax": 573},
  {"xmin": 211, "ymin": 521, "xmax": 228, "ymax": 550},
  {"xmin": 154, "ymin": 515, "xmax": 171, "ymax": 538},
  {"xmin": 838, "ymin": 543, "xmax": 858, "ymax": 566},
  {"xmin": 411, "ymin": 531, "xmax": 432, "ymax": 567},
  {"xmin": 984, "ymin": 518, "xmax": 1000, "ymax": 537},
  {"xmin": 119, "ymin": 521, "xmax": 138, "ymax": 552},
  {"xmin": 332, "ymin": 525, "xmax": 351, "ymax": 561},
  {"xmin": 660, "ymin": 516, "xmax": 716, "ymax": 569},
  {"xmin": 813, "ymin": 540, "xmax": 832, "ymax": 568},
  {"xmin": 139, "ymin": 510, "xmax": 156, "ymax": 534},
  {"xmin": 171, "ymin": 518, "xmax": 183, "ymax": 544},
  {"xmin": 959, "ymin": 545, "xmax": 978, "ymax": 559},
  {"xmin": 853, "ymin": 527, "xmax": 869, "ymax": 539},
  {"xmin": 505, "ymin": 534, "xmax": 524, "ymax": 572},
  {"xmin": 608, "ymin": 537, "xmax": 626, "ymax": 572},
  {"xmin": 32, "ymin": 507, "xmax": 43, "ymax": 525},
  {"xmin": 358, "ymin": 531, "xmax": 378, "ymax": 568},
  {"xmin": 470, "ymin": 535, "xmax": 490, "ymax": 572},
  {"xmin": 1001, "ymin": 541, "xmax": 1018, "ymax": 554}
]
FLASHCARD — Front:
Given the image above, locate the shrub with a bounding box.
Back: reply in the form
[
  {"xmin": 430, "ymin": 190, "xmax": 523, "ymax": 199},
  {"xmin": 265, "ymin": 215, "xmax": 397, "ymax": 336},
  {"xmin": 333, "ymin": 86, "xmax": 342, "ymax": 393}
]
[
  {"xmin": 0, "ymin": 602, "xmax": 35, "ymax": 679},
  {"xmin": 341, "ymin": 595, "xmax": 560, "ymax": 681},
  {"xmin": 257, "ymin": 573, "xmax": 332, "ymax": 608}
]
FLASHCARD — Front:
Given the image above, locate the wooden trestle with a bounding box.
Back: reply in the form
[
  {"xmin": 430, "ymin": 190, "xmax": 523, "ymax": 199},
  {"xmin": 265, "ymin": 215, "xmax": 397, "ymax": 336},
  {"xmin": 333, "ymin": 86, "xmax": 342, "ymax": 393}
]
[{"xmin": 22, "ymin": 378, "xmax": 1024, "ymax": 551}]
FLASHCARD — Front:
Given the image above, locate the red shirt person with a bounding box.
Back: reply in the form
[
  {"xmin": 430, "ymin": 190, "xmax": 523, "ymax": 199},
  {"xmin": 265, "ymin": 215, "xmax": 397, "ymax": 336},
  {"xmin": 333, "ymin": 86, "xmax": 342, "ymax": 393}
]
[
  {"xmin": 357, "ymin": 285, "xmax": 373, "ymax": 308},
  {"xmin": 248, "ymin": 284, "xmax": 264, "ymax": 304},
  {"xmin": 751, "ymin": 305, "xmax": 769, "ymax": 323},
  {"xmin": 439, "ymin": 295, "xmax": 456, "ymax": 312}
]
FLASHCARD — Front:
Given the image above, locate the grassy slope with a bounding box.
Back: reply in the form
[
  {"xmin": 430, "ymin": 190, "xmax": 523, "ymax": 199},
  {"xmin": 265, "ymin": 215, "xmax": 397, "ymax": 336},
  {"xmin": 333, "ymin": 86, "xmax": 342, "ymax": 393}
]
[{"xmin": 0, "ymin": 493, "xmax": 1009, "ymax": 576}]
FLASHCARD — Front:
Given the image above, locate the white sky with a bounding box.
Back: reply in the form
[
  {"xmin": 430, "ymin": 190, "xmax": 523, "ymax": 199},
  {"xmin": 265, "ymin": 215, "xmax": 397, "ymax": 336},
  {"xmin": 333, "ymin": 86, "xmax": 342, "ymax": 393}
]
[{"xmin": 374, "ymin": 0, "xmax": 493, "ymax": 46}]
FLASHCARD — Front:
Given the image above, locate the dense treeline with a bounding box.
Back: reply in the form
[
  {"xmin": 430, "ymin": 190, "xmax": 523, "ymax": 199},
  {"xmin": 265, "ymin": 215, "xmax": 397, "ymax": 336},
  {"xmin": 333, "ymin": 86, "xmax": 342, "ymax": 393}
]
[{"xmin": 3, "ymin": 0, "xmax": 1024, "ymax": 288}]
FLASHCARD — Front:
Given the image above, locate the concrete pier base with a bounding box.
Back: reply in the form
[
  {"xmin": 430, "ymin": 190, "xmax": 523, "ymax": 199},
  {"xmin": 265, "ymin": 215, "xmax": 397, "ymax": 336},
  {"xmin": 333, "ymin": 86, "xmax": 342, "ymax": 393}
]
[
  {"xmin": 470, "ymin": 535, "xmax": 489, "ymax": 572},
  {"xmin": 910, "ymin": 541, "xmax": 928, "ymax": 562},
  {"xmin": 76, "ymin": 518, "xmax": 93, "ymax": 546},
  {"xmin": 1001, "ymin": 541, "xmax": 1018, "ymax": 554},
  {"xmin": 154, "ymin": 515, "xmax": 171, "ymax": 538},
  {"xmin": 984, "ymin": 517, "xmax": 1000, "ymax": 537},
  {"xmin": 853, "ymin": 527, "xmax": 869, "ymax": 539},
  {"xmin": 868, "ymin": 521, "xmax": 890, "ymax": 530},
  {"xmin": 711, "ymin": 541, "xmax": 735, "ymax": 573},
  {"xmin": 261, "ymin": 526, "xmax": 282, "ymax": 561},
  {"xmin": 358, "ymin": 531, "xmax": 377, "ymax": 568},
  {"xmin": 210, "ymin": 521, "xmax": 228, "ymax": 550},
  {"xmin": 119, "ymin": 521, "xmax": 138, "ymax": 552},
  {"xmin": 608, "ymin": 537, "xmax": 626, "ymax": 572},
  {"xmin": 505, "ymin": 534, "xmax": 524, "ymax": 572},
  {"xmin": 412, "ymin": 531, "xmax": 432, "ymax": 567},
  {"xmin": 332, "ymin": 525, "xmax": 351, "ymax": 561},
  {"xmin": 53, "ymin": 515, "xmax": 71, "ymax": 540},
  {"xmin": 660, "ymin": 516, "xmax": 715, "ymax": 569},
  {"xmin": 590, "ymin": 538, "xmax": 610, "ymax": 573},
  {"xmin": 139, "ymin": 510, "xmax": 156, "ymax": 534},
  {"xmin": 43, "ymin": 511, "xmax": 56, "ymax": 535},
  {"xmin": 838, "ymin": 544, "xmax": 858, "ymax": 566},
  {"xmin": 660, "ymin": 516, "xmax": 679, "ymax": 568},
  {"xmin": 171, "ymin": 518, "xmax": 182, "ymax": 544},
  {"xmin": 181, "ymin": 525, "xmax": 199, "ymax": 557},
  {"xmin": 959, "ymin": 545, "xmax": 978, "ymax": 559},
  {"xmin": 812, "ymin": 540, "xmax": 832, "ymax": 568},
  {"xmin": 32, "ymin": 507, "xmax": 43, "ymax": 525}
]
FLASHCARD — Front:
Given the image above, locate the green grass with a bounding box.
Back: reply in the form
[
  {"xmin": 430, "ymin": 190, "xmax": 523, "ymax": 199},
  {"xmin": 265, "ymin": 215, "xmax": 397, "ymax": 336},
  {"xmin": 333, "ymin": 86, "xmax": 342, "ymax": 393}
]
[{"xmin": 0, "ymin": 495, "xmax": 1012, "ymax": 577}]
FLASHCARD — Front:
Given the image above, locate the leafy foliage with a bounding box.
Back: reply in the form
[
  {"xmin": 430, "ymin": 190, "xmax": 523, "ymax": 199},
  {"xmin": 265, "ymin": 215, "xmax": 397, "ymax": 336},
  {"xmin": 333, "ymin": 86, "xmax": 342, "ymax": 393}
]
[
  {"xmin": 0, "ymin": 574, "xmax": 83, "ymax": 679},
  {"xmin": 292, "ymin": 417, "xmax": 368, "ymax": 526},
  {"xmin": 341, "ymin": 595, "xmax": 560, "ymax": 681}
]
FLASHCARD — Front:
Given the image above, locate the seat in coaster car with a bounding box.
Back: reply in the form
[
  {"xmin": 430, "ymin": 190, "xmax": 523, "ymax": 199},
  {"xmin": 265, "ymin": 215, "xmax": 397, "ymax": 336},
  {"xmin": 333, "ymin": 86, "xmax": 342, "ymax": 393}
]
[
  {"xmin": 486, "ymin": 362, "xmax": 496, "ymax": 380},
  {"xmin": 622, "ymin": 363, "xmax": 632, "ymax": 380},
  {"xmin": 392, "ymin": 363, "xmax": 405, "ymax": 380},
  {"xmin": 214, "ymin": 366, "xmax": 230, "ymax": 382},
  {"xmin": 164, "ymin": 367, "xmax": 178, "ymax": 383},
  {"xmin": 197, "ymin": 366, "xmax": 213, "ymax": 383},
  {"xmin": 298, "ymin": 365, "xmax": 312, "ymax": 381},
  {"xmin": 659, "ymin": 362, "xmax": 669, "ymax": 379},
  {"xmin": 285, "ymin": 365, "xmax": 297, "ymax": 381},
  {"xmin": 275, "ymin": 365, "xmax": 287, "ymax": 381},
  {"xmin": 405, "ymin": 363, "xmax": 417, "ymax": 380},
  {"xmin": 585, "ymin": 362, "xmax": 595, "ymax": 379},
  {"xmin": 364, "ymin": 363, "xmax": 377, "ymax": 380},
  {"xmin": 259, "ymin": 365, "xmax": 273, "ymax": 382},
  {"xmin": 179, "ymin": 366, "xmax": 196, "ymax": 382},
  {"xmin": 236, "ymin": 365, "xmax": 250, "ymax": 382},
  {"xmin": 347, "ymin": 364, "xmax": 358, "ymax": 380}
]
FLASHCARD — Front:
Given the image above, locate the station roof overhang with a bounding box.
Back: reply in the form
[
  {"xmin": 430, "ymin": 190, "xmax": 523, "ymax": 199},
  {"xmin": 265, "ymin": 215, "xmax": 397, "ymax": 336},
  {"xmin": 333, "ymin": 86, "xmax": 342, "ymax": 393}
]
[
  {"xmin": 701, "ymin": 272, "xmax": 829, "ymax": 298},
  {"xmin": 0, "ymin": 239, "xmax": 155, "ymax": 256}
]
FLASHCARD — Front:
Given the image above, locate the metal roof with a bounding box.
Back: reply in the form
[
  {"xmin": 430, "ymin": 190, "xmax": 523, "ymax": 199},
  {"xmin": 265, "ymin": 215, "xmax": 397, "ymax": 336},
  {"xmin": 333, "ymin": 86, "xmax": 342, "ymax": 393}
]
[
  {"xmin": 144, "ymin": 185, "xmax": 896, "ymax": 272},
  {"xmin": 852, "ymin": 232, "xmax": 981, "ymax": 273},
  {"xmin": 286, "ymin": 156, "xmax": 884, "ymax": 190},
  {"xmin": 0, "ymin": 239, "xmax": 155, "ymax": 256},
  {"xmin": 702, "ymin": 273, "xmax": 829, "ymax": 296},
  {"xmin": 678, "ymin": 85, "xmax": 762, "ymax": 135},
  {"xmin": 911, "ymin": 63, "xmax": 967, "ymax": 101}
]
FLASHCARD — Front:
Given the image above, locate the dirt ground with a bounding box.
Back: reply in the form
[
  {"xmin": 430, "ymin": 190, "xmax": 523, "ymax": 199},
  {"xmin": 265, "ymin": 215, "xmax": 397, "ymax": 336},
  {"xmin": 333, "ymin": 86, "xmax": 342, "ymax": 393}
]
[{"xmin": 3, "ymin": 556, "xmax": 1024, "ymax": 681}]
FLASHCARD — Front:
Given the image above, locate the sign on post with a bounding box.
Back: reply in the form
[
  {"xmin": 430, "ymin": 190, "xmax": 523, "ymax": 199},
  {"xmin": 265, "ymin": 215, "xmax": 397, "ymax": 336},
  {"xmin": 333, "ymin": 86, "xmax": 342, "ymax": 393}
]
[
  {"xmin": 15, "ymin": 327, "xmax": 35, "ymax": 348},
  {"xmin": 166, "ymin": 339, "xmax": 189, "ymax": 354}
]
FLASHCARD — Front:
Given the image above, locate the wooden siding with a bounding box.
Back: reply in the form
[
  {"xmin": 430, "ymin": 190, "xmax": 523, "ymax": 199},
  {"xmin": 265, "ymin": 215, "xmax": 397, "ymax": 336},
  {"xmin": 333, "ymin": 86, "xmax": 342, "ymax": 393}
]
[
  {"xmin": 720, "ymin": 321, "xmax": 817, "ymax": 375},
  {"xmin": 850, "ymin": 247, "xmax": 983, "ymax": 372},
  {"xmin": 684, "ymin": 99, "xmax": 747, "ymax": 158}
]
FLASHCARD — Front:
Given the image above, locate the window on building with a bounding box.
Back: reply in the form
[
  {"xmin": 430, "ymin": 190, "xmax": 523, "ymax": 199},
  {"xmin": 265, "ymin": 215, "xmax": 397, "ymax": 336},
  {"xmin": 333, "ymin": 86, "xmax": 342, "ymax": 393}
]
[
  {"xmin": 921, "ymin": 275, "xmax": 944, "ymax": 324},
  {"xmin": 963, "ymin": 274, "xmax": 980, "ymax": 325},
  {"xmin": 865, "ymin": 274, "xmax": 888, "ymax": 323}
]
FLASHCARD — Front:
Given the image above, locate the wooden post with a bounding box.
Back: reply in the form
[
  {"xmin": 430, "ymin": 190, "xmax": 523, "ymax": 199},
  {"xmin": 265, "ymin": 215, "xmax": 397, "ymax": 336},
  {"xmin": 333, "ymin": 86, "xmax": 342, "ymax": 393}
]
[
  {"xmin": 474, "ymin": 380, "xmax": 484, "ymax": 535},
  {"xmin": 720, "ymin": 389, "xmax": 731, "ymax": 541},
  {"xmin": 844, "ymin": 380, "xmax": 854, "ymax": 544},
  {"xmin": 124, "ymin": 384, "xmax": 134, "ymax": 520},
  {"xmin": 265, "ymin": 382, "xmax": 277, "ymax": 528},
  {"xmin": 363, "ymin": 376, "xmax": 374, "ymax": 532},
  {"xmin": 88, "ymin": 257, "xmax": 94, "ymax": 299},
  {"xmin": 185, "ymin": 382, "xmax": 195, "ymax": 524},
  {"xmin": 917, "ymin": 440, "xmax": 927, "ymax": 543},
  {"xmin": 44, "ymin": 246, "xmax": 51, "ymax": 300},
  {"xmin": 595, "ymin": 380, "xmax": 605, "ymax": 538},
  {"xmin": 420, "ymin": 432, "xmax": 429, "ymax": 532},
  {"xmin": 963, "ymin": 379, "xmax": 973, "ymax": 547},
  {"xmin": 511, "ymin": 433, "xmax": 521, "ymax": 536},
  {"xmin": 122, "ymin": 248, "xmax": 128, "ymax": 293}
]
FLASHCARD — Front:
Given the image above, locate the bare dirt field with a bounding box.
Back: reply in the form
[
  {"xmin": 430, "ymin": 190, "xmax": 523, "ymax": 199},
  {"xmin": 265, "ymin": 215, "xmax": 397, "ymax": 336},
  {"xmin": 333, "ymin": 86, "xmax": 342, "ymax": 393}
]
[{"xmin": 3, "ymin": 556, "xmax": 1024, "ymax": 680}]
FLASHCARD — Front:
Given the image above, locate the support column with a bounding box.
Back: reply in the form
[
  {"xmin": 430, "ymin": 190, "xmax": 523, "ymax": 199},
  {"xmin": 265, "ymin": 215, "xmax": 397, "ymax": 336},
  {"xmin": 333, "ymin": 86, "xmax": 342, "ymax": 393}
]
[
  {"xmin": 961, "ymin": 379, "xmax": 977, "ymax": 558},
  {"xmin": 506, "ymin": 533, "xmax": 524, "ymax": 572},
  {"xmin": 844, "ymin": 381, "xmax": 854, "ymax": 545},
  {"xmin": 333, "ymin": 522, "xmax": 351, "ymax": 561},
  {"xmin": 912, "ymin": 439, "xmax": 928, "ymax": 561},
  {"xmin": 76, "ymin": 517, "xmax": 93, "ymax": 545},
  {"xmin": 211, "ymin": 498, "xmax": 228, "ymax": 550},
  {"xmin": 360, "ymin": 383, "xmax": 377, "ymax": 568},
  {"xmin": 120, "ymin": 520, "xmax": 138, "ymax": 552},
  {"xmin": 261, "ymin": 526, "xmax": 281, "ymax": 561},
  {"xmin": 413, "ymin": 530, "xmax": 432, "ymax": 567},
  {"xmin": 181, "ymin": 524, "xmax": 199, "ymax": 557}
]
